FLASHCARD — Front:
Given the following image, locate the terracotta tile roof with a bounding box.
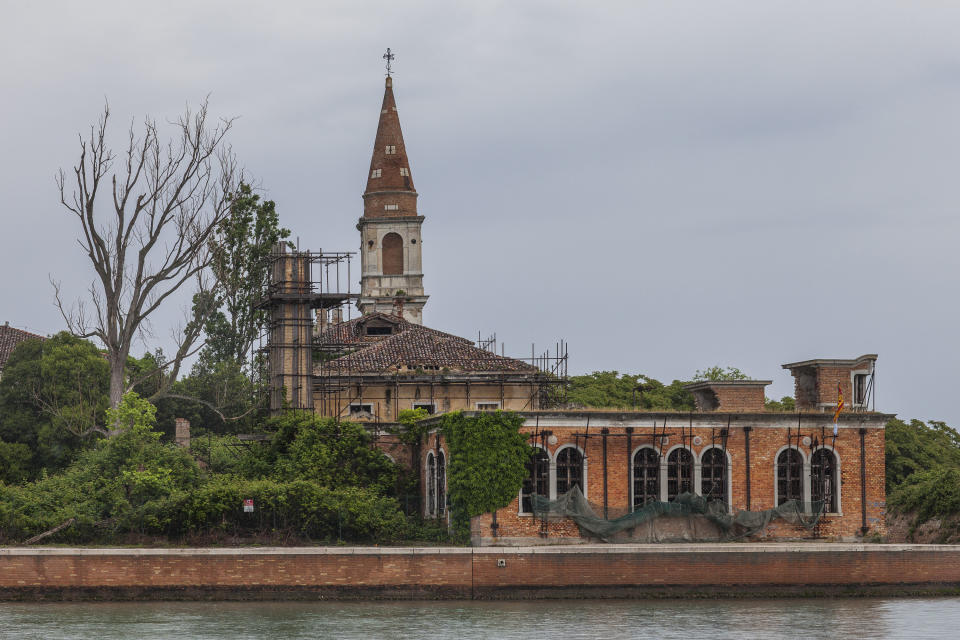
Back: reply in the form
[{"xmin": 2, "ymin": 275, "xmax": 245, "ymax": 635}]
[
  {"xmin": 316, "ymin": 314, "xmax": 536, "ymax": 375},
  {"xmin": 0, "ymin": 323, "xmax": 45, "ymax": 371},
  {"xmin": 316, "ymin": 313, "xmax": 470, "ymax": 346}
]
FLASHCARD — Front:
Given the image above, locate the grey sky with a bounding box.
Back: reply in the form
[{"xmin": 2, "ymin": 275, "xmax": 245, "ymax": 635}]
[{"xmin": 3, "ymin": 1, "xmax": 959, "ymax": 424}]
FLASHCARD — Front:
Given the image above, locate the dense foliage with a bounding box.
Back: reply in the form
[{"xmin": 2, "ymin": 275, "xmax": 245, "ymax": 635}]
[
  {"xmin": 566, "ymin": 371, "xmax": 694, "ymax": 410},
  {"xmin": 0, "ymin": 395, "xmax": 416, "ymax": 545},
  {"xmin": 0, "ymin": 332, "xmax": 108, "ymax": 474},
  {"xmin": 885, "ymin": 418, "xmax": 960, "ymax": 539},
  {"xmin": 440, "ymin": 411, "xmax": 531, "ymax": 533}
]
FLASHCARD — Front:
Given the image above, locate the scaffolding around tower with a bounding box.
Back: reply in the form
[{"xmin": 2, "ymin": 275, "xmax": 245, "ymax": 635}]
[{"xmin": 257, "ymin": 243, "xmax": 357, "ymax": 414}]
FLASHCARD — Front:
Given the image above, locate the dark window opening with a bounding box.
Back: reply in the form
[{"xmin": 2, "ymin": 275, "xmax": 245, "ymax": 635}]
[
  {"xmin": 556, "ymin": 448, "xmax": 583, "ymax": 495},
  {"xmin": 854, "ymin": 374, "xmax": 868, "ymax": 405},
  {"xmin": 366, "ymin": 326, "xmax": 392, "ymax": 336},
  {"xmin": 426, "ymin": 453, "xmax": 436, "ymax": 517},
  {"xmin": 632, "ymin": 448, "xmax": 660, "ymax": 509},
  {"xmin": 349, "ymin": 403, "xmax": 373, "ymax": 415},
  {"xmin": 413, "ymin": 403, "xmax": 435, "ymax": 415},
  {"xmin": 521, "ymin": 449, "xmax": 550, "ymax": 513},
  {"xmin": 811, "ymin": 448, "xmax": 838, "ymax": 512},
  {"xmin": 667, "ymin": 448, "xmax": 694, "ymax": 500},
  {"xmin": 777, "ymin": 448, "xmax": 803, "ymax": 505},
  {"xmin": 437, "ymin": 451, "xmax": 446, "ymax": 517},
  {"xmin": 700, "ymin": 448, "xmax": 728, "ymax": 506}
]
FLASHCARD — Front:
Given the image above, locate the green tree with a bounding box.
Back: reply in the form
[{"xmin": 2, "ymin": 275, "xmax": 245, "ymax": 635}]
[
  {"xmin": 567, "ymin": 371, "xmax": 694, "ymax": 411},
  {"xmin": 205, "ymin": 182, "xmax": 290, "ymax": 366},
  {"xmin": 885, "ymin": 418, "xmax": 960, "ymax": 494},
  {"xmin": 765, "ymin": 396, "xmax": 796, "ymax": 412},
  {"xmin": 243, "ymin": 412, "xmax": 398, "ymax": 494},
  {"xmin": 693, "ymin": 366, "xmax": 749, "ymax": 381},
  {"xmin": 0, "ymin": 332, "xmax": 109, "ymax": 471}
]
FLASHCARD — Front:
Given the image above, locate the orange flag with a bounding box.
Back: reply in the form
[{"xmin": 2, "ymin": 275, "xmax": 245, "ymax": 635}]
[{"xmin": 832, "ymin": 383, "xmax": 844, "ymax": 432}]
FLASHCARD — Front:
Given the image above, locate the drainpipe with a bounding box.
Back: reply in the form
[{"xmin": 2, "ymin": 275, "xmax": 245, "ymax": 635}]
[
  {"xmin": 743, "ymin": 426, "xmax": 753, "ymax": 510},
  {"xmin": 601, "ymin": 428, "xmax": 609, "ymax": 519},
  {"xmin": 859, "ymin": 427, "xmax": 868, "ymax": 536},
  {"xmin": 626, "ymin": 427, "xmax": 633, "ymax": 511}
]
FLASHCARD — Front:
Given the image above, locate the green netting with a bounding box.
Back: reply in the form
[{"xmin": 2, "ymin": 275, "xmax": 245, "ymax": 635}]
[{"xmin": 530, "ymin": 488, "xmax": 824, "ymax": 542}]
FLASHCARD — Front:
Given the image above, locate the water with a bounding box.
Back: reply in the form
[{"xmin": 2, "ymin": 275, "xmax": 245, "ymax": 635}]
[{"xmin": 1, "ymin": 598, "xmax": 959, "ymax": 639}]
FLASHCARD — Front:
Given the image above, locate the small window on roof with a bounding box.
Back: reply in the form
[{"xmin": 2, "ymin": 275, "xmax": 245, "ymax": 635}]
[
  {"xmin": 385, "ymin": 145, "xmax": 396, "ymax": 154},
  {"xmin": 366, "ymin": 326, "xmax": 392, "ymax": 336}
]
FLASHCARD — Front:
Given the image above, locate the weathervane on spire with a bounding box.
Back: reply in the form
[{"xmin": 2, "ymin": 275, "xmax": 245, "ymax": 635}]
[{"xmin": 383, "ymin": 48, "xmax": 395, "ymax": 76}]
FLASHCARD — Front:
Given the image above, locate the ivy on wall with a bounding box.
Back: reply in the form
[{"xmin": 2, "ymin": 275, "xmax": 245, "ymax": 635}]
[{"xmin": 439, "ymin": 411, "xmax": 532, "ymax": 531}]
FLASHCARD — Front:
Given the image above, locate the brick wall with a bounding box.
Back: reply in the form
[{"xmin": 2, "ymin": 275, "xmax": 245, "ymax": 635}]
[
  {"xmin": 476, "ymin": 415, "xmax": 887, "ymax": 544},
  {"xmin": 2, "ymin": 546, "xmax": 959, "ymax": 600}
]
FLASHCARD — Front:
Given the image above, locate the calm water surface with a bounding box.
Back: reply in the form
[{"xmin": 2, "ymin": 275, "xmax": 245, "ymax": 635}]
[{"xmin": 1, "ymin": 598, "xmax": 959, "ymax": 639}]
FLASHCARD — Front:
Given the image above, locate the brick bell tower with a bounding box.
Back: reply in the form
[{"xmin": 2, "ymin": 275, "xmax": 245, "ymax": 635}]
[{"xmin": 357, "ymin": 58, "xmax": 428, "ymax": 324}]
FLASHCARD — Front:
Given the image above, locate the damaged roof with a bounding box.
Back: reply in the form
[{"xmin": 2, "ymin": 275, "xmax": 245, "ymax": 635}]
[{"xmin": 317, "ymin": 313, "xmax": 537, "ymax": 375}]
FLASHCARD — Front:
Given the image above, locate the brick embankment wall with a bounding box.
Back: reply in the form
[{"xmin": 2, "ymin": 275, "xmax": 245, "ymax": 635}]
[{"xmin": 2, "ymin": 545, "xmax": 960, "ymax": 601}]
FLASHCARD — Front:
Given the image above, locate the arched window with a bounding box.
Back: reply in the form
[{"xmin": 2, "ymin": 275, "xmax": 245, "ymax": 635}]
[
  {"xmin": 382, "ymin": 232, "xmax": 403, "ymax": 275},
  {"xmin": 436, "ymin": 450, "xmax": 446, "ymax": 517},
  {"xmin": 777, "ymin": 448, "xmax": 803, "ymax": 505},
  {"xmin": 556, "ymin": 447, "xmax": 583, "ymax": 495},
  {"xmin": 521, "ymin": 448, "xmax": 550, "ymax": 513},
  {"xmin": 701, "ymin": 448, "xmax": 728, "ymax": 506},
  {"xmin": 425, "ymin": 452, "xmax": 436, "ymax": 517},
  {"xmin": 667, "ymin": 448, "xmax": 694, "ymax": 500},
  {"xmin": 810, "ymin": 448, "xmax": 837, "ymax": 513},
  {"xmin": 632, "ymin": 448, "xmax": 660, "ymax": 509}
]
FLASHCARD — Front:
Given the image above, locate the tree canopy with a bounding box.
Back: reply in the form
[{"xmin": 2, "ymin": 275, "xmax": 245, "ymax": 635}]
[{"xmin": 566, "ymin": 371, "xmax": 694, "ymax": 411}]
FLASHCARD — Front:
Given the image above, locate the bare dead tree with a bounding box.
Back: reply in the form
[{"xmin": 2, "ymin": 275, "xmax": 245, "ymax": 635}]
[{"xmin": 54, "ymin": 100, "xmax": 237, "ymax": 414}]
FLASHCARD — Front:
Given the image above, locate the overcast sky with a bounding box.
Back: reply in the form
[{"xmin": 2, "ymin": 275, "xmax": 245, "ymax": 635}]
[{"xmin": 3, "ymin": 1, "xmax": 959, "ymax": 424}]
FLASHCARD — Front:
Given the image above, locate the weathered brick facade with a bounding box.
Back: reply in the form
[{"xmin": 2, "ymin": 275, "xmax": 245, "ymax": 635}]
[
  {"xmin": 419, "ymin": 410, "xmax": 889, "ymax": 545},
  {"xmin": 2, "ymin": 545, "xmax": 959, "ymax": 600}
]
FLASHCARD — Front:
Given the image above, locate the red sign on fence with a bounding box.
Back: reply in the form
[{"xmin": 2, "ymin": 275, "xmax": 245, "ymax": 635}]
[{"xmin": 243, "ymin": 499, "xmax": 254, "ymax": 513}]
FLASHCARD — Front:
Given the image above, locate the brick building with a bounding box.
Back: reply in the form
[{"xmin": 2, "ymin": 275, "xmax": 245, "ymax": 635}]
[{"xmin": 267, "ymin": 68, "xmax": 891, "ymax": 544}]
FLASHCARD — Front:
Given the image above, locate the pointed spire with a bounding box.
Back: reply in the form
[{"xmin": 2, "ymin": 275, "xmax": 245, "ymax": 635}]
[{"xmin": 363, "ymin": 75, "xmax": 418, "ymax": 219}]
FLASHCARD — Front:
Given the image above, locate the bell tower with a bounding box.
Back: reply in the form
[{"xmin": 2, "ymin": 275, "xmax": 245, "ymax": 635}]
[{"xmin": 357, "ymin": 57, "xmax": 428, "ymax": 324}]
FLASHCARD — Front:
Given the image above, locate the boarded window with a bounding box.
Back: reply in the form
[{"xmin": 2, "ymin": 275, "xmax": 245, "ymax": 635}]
[
  {"xmin": 399, "ymin": 167, "xmax": 409, "ymax": 176},
  {"xmin": 370, "ymin": 168, "xmax": 381, "ymax": 178},
  {"xmin": 382, "ymin": 233, "xmax": 403, "ymax": 275}
]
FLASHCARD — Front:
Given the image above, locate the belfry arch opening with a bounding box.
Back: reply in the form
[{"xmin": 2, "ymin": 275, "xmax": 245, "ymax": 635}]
[{"xmin": 382, "ymin": 232, "xmax": 403, "ymax": 275}]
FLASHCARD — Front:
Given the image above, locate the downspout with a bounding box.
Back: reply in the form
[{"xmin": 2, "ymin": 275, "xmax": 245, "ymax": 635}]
[
  {"xmin": 601, "ymin": 428, "xmax": 609, "ymax": 519},
  {"xmin": 743, "ymin": 426, "xmax": 753, "ymax": 510},
  {"xmin": 859, "ymin": 427, "xmax": 868, "ymax": 536}
]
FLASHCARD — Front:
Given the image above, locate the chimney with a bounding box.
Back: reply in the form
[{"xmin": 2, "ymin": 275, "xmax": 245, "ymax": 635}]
[
  {"xmin": 316, "ymin": 308, "xmax": 328, "ymax": 332},
  {"xmin": 174, "ymin": 418, "xmax": 191, "ymax": 448},
  {"xmin": 393, "ymin": 296, "xmax": 405, "ymax": 318},
  {"xmin": 332, "ymin": 307, "xmax": 343, "ymax": 324}
]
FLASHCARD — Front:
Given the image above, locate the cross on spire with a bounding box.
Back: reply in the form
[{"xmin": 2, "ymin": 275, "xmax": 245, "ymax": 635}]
[{"xmin": 383, "ymin": 48, "xmax": 395, "ymax": 76}]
